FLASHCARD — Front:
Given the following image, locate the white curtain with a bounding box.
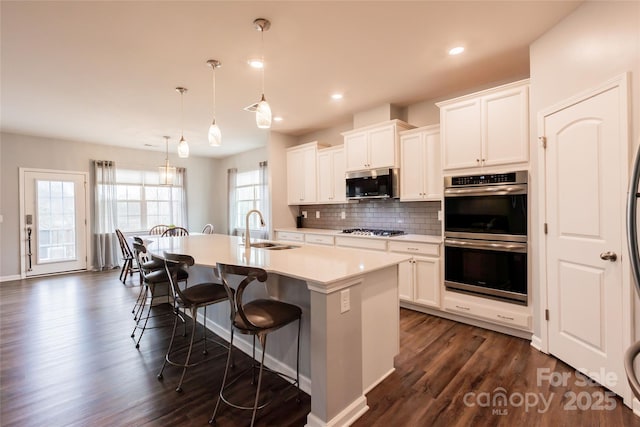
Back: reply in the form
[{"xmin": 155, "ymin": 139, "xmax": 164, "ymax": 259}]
[
  {"xmin": 93, "ymin": 160, "xmax": 119, "ymax": 270},
  {"xmin": 228, "ymin": 168, "xmax": 238, "ymax": 235},
  {"xmin": 258, "ymin": 161, "xmax": 270, "ymax": 239},
  {"xmin": 175, "ymin": 167, "xmax": 188, "ymax": 230}
]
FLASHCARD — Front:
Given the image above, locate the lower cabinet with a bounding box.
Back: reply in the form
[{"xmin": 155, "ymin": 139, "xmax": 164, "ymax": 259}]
[
  {"xmin": 389, "ymin": 240, "xmax": 441, "ymax": 309},
  {"xmin": 274, "ymin": 231, "xmax": 305, "ymax": 243},
  {"xmin": 398, "ymin": 256, "xmax": 440, "ymax": 308},
  {"xmin": 443, "ymin": 293, "xmax": 531, "ymax": 330}
]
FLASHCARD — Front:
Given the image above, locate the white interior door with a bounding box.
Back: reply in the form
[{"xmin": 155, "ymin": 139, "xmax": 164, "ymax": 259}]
[
  {"xmin": 543, "ymin": 80, "xmax": 629, "ymax": 400},
  {"xmin": 22, "ymin": 170, "xmax": 88, "ymax": 276}
]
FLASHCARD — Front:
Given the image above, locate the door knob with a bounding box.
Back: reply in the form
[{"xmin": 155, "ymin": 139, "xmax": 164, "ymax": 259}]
[{"xmin": 600, "ymin": 251, "xmax": 617, "ymax": 262}]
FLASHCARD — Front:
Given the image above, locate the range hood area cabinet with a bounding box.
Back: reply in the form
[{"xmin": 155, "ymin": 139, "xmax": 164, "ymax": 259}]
[
  {"xmin": 399, "ymin": 125, "xmax": 442, "ymax": 201},
  {"xmin": 317, "ymin": 145, "xmax": 347, "ymax": 204},
  {"xmin": 342, "ymin": 119, "xmax": 414, "ymax": 172},
  {"xmin": 436, "ymin": 79, "xmax": 529, "ymax": 172},
  {"xmin": 286, "ymin": 141, "xmax": 328, "ymax": 205}
]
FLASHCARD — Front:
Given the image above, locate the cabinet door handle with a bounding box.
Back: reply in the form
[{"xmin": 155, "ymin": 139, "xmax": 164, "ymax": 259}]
[
  {"xmin": 476, "ymin": 159, "xmax": 480, "ymax": 163},
  {"xmin": 455, "ymin": 304, "xmax": 471, "ymax": 311},
  {"xmin": 407, "ymin": 247, "xmax": 419, "ymax": 251},
  {"xmin": 497, "ymin": 314, "xmax": 515, "ymax": 321}
]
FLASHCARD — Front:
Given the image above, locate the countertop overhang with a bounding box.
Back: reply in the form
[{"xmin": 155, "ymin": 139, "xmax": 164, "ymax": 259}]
[{"xmin": 145, "ymin": 233, "xmax": 410, "ymax": 286}]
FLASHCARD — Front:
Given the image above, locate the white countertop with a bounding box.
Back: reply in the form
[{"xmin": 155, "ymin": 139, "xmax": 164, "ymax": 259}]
[
  {"xmin": 145, "ymin": 233, "xmax": 410, "ymax": 285},
  {"xmin": 274, "ymin": 227, "xmax": 442, "ymax": 244}
]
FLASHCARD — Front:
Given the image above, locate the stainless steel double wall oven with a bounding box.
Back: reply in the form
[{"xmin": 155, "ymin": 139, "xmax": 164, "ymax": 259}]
[{"xmin": 444, "ymin": 171, "xmax": 528, "ymax": 305}]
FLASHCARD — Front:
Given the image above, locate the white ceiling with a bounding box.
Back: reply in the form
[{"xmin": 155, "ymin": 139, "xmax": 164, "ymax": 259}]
[{"xmin": 1, "ymin": 1, "xmax": 582, "ymax": 159}]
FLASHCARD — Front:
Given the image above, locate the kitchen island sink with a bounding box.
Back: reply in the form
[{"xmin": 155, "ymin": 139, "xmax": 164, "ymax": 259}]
[{"xmin": 249, "ymin": 241, "xmax": 299, "ymax": 250}]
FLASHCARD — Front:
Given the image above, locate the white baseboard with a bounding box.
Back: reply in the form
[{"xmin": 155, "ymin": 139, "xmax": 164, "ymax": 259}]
[
  {"xmin": 197, "ymin": 311, "xmax": 312, "ymax": 396},
  {"xmin": 305, "ymin": 396, "xmax": 368, "ymax": 427},
  {"xmin": 0, "ymin": 274, "xmax": 22, "ymax": 283},
  {"xmin": 530, "ymin": 334, "xmax": 546, "ymax": 353}
]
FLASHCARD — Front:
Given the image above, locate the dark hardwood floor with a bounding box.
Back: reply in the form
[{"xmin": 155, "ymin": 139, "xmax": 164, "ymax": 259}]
[{"xmin": 1, "ymin": 270, "xmax": 639, "ymax": 426}]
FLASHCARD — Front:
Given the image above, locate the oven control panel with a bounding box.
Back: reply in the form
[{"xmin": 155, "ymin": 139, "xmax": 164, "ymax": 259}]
[{"xmin": 446, "ymin": 170, "xmax": 528, "ymax": 187}]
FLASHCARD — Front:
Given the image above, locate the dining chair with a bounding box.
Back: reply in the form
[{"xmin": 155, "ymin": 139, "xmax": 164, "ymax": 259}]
[
  {"xmin": 210, "ymin": 263, "xmax": 302, "ymax": 426},
  {"xmin": 130, "ymin": 241, "xmax": 188, "ymax": 349},
  {"xmin": 157, "ymin": 252, "xmax": 231, "ymax": 392},
  {"xmin": 115, "ymin": 229, "xmax": 138, "ymax": 284},
  {"xmin": 162, "ymin": 226, "xmax": 189, "ymax": 237},
  {"xmin": 202, "ymin": 224, "xmax": 214, "ymax": 234},
  {"xmin": 149, "ymin": 224, "xmax": 170, "ymax": 235}
]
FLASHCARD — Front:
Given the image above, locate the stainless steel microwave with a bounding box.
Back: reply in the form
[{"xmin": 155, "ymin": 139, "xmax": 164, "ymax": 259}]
[{"xmin": 345, "ymin": 168, "xmax": 399, "ymax": 200}]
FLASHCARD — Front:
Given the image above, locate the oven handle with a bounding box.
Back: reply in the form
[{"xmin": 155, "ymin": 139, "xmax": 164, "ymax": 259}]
[
  {"xmin": 445, "ymin": 238, "xmax": 527, "ymax": 253},
  {"xmin": 444, "ymin": 184, "xmax": 528, "ymax": 197}
]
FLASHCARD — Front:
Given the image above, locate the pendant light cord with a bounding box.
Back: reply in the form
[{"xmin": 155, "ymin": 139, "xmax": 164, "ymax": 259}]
[
  {"xmin": 212, "ymin": 67, "xmax": 216, "ymax": 119},
  {"xmin": 261, "ymin": 27, "xmax": 265, "ymax": 96},
  {"xmin": 180, "ymin": 91, "xmax": 185, "ymax": 139}
]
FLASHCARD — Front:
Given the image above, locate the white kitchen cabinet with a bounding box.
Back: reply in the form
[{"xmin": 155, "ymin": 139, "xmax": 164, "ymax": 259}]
[
  {"xmin": 443, "ymin": 293, "xmax": 531, "ymax": 331},
  {"xmin": 389, "ymin": 240, "xmax": 441, "ymax": 308},
  {"xmin": 399, "ymin": 125, "xmax": 441, "ymax": 201},
  {"xmin": 275, "ymin": 230, "xmax": 305, "ymax": 243},
  {"xmin": 342, "ymin": 120, "xmax": 414, "ymax": 172},
  {"xmin": 287, "ymin": 141, "xmax": 327, "ymax": 205},
  {"xmin": 437, "ymin": 79, "xmax": 529, "ymax": 172},
  {"xmin": 317, "ymin": 146, "xmax": 346, "ymax": 203}
]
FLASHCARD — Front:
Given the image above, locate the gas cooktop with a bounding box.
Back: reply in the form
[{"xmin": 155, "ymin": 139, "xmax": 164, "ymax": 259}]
[{"xmin": 341, "ymin": 228, "xmax": 405, "ymax": 237}]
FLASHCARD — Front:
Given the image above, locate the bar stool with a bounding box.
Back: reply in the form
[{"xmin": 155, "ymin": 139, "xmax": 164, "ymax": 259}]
[
  {"xmin": 209, "ymin": 263, "xmax": 302, "ymax": 426},
  {"xmin": 130, "ymin": 242, "xmax": 188, "ymax": 348},
  {"xmin": 131, "ymin": 237, "xmax": 163, "ymax": 320},
  {"xmin": 157, "ymin": 253, "xmax": 231, "ymax": 392}
]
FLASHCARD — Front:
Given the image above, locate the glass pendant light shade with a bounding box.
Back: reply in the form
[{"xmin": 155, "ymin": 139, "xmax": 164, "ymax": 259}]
[
  {"xmin": 158, "ymin": 136, "xmax": 176, "ymax": 186},
  {"xmin": 256, "ymin": 94, "xmax": 272, "ymax": 129},
  {"xmin": 177, "ymin": 136, "xmax": 189, "ymax": 158},
  {"xmin": 175, "ymin": 87, "xmax": 189, "ymax": 158},
  {"xmin": 208, "ymin": 120, "xmax": 222, "ymax": 146},
  {"xmin": 159, "ymin": 162, "xmax": 177, "ymax": 186},
  {"xmin": 206, "ymin": 59, "xmax": 222, "ymax": 147}
]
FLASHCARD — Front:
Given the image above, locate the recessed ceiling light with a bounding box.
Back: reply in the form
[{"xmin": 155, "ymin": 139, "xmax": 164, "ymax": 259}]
[
  {"xmin": 331, "ymin": 93, "xmax": 343, "ymax": 100},
  {"xmin": 248, "ymin": 59, "xmax": 264, "ymax": 68},
  {"xmin": 449, "ymin": 46, "xmax": 465, "ymax": 56},
  {"xmin": 273, "ymin": 116, "xmax": 283, "ymax": 122}
]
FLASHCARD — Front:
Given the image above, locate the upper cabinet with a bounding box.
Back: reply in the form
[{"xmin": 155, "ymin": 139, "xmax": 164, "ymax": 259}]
[
  {"xmin": 437, "ymin": 79, "xmax": 529, "ymax": 172},
  {"xmin": 399, "ymin": 125, "xmax": 441, "ymax": 201},
  {"xmin": 287, "ymin": 141, "xmax": 327, "ymax": 205},
  {"xmin": 342, "ymin": 120, "xmax": 414, "ymax": 172},
  {"xmin": 317, "ymin": 146, "xmax": 346, "ymax": 204}
]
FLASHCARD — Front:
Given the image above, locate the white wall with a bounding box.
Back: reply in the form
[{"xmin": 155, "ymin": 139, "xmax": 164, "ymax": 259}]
[
  {"xmin": 268, "ymin": 131, "xmax": 298, "ymax": 234},
  {"xmin": 0, "ymin": 132, "xmax": 218, "ymax": 278},
  {"xmin": 529, "ymin": 1, "xmax": 640, "ymax": 337}
]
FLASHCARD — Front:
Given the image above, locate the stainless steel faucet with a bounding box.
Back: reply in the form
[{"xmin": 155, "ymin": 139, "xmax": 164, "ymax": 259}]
[{"xmin": 245, "ymin": 209, "xmax": 265, "ymax": 249}]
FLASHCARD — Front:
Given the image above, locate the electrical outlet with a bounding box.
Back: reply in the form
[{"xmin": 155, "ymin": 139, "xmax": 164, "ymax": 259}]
[
  {"xmin": 438, "ymin": 210, "xmax": 443, "ymax": 221},
  {"xmin": 316, "ymin": 211, "xmax": 320, "ymax": 219},
  {"xmin": 340, "ymin": 289, "xmax": 350, "ymax": 313},
  {"xmin": 341, "ymin": 211, "xmax": 346, "ymax": 220},
  {"xmin": 302, "ymin": 211, "xmax": 307, "ymax": 219}
]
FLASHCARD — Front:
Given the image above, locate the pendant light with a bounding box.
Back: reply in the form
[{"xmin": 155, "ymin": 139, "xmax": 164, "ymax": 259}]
[
  {"xmin": 175, "ymin": 87, "xmax": 189, "ymax": 158},
  {"xmin": 206, "ymin": 59, "xmax": 222, "ymax": 147},
  {"xmin": 253, "ymin": 18, "xmax": 271, "ymax": 129},
  {"xmin": 158, "ymin": 136, "xmax": 176, "ymax": 186}
]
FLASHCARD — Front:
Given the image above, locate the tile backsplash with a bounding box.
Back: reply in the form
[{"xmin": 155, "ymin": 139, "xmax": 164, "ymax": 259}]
[{"xmin": 298, "ymin": 200, "xmax": 441, "ymax": 236}]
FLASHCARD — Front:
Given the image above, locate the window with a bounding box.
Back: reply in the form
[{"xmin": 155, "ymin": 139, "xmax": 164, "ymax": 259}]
[
  {"xmin": 228, "ymin": 163, "xmax": 268, "ymax": 238},
  {"xmin": 233, "ymin": 169, "xmax": 263, "ymax": 232},
  {"xmin": 114, "ymin": 168, "xmax": 186, "ymax": 232}
]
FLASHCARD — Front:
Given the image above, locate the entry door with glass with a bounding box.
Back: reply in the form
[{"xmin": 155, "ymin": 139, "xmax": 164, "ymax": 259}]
[{"xmin": 21, "ymin": 170, "xmax": 88, "ymax": 276}]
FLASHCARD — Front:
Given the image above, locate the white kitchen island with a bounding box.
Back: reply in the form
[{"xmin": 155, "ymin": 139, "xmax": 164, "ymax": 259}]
[{"xmin": 146, "ymin": 233, "xmax": 409, "ymax": 427}]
